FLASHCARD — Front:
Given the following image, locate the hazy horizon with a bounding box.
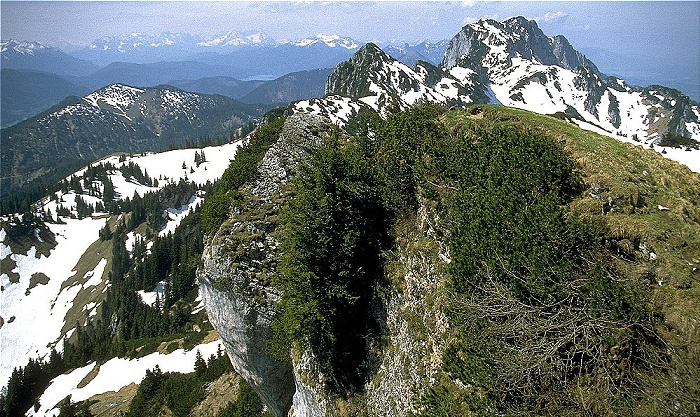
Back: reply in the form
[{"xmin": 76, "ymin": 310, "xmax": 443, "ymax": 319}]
[{"xmin": 2, "ymin": 1, "xmax": 699, "ymax": 100}]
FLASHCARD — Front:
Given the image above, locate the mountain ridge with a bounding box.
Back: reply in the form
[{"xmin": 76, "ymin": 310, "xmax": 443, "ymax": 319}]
[
  {"xmin": 1, "ymin": 84, "xmax": 268, "ymax": 195},
  {"xmin": 296, "ymin": 17, "xmax": 700, "ymax": 172}
]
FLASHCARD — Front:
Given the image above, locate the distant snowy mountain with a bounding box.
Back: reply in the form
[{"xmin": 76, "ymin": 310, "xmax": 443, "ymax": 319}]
[
  {"xmin": 295, "ymin": 16, "xmax": 700, "ymax": 172},
  {"xmin": 1, "ymin": 84, "xmax": 267, "ymax": 193},
  {"xmin": 1, "ymin": 39, "xmax": 98, "ymax": 76},
  {"xmin": 1, "ymin": 39, "xmax": 48, "ymax": 55},
  {"xmin": 88, "ymin": 32, "xmax": 202, "ymax": 52},
  {"xmin": 72, "ymin": 31, "xmax": 360, "ymax": 67},
  {"xmin": 295, "ymin": 34, "xmax": 359, "ymax": 49},
  {"xmin": 197, "ymin": 30, "xmax": 276, "ymax": 47}
]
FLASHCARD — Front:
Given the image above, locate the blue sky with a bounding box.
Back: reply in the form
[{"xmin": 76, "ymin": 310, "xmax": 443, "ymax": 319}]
[{"xmin": 2, "ymin": 1, "xmax": 699, "ymax": 99}]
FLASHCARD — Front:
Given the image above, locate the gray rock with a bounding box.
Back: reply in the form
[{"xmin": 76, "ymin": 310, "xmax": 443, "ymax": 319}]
[{"xmin": 198, "ymin": 112, "xmax": 333, "ymax": 417}]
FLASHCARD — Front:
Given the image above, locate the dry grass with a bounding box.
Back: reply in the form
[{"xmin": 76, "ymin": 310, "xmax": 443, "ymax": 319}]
[{"xmin": 87, "ymin": 383, "xmax": 139, "ymax": 417}]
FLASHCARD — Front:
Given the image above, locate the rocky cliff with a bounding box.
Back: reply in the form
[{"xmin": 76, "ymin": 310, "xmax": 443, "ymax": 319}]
[
  {"xmin": 198, "ymin": 110, "xmax": 451, "ymax": 416},
  {"xmin": 198, "ymin": 113, "xmax": 332, "ymax": 416}
]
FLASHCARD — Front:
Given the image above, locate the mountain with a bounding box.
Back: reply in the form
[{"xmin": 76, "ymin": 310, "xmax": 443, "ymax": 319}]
[
  {"xmin": 1, "ymin": 84, "xmax": 268, "ymax": 194},
  {"xmin": 240, "ymin": 68, "xmax": 333, "ymax": 104},
  {"xmin": 168, "ymin": 76, "xmax": 265, "ymax": 99},
  {"xmin": 383, "ymin": 39, "xmax": 449, "ymax": 66},
  {"xmin": 76, "ymin": 60, "xmax": 242, "ymax": 90},
  {"xmin": 1, "ymin": 40, "xmax": 98, "ymax": 76},
  {"xmin": 440, "ymin": 17, "xmax": 699, "ymax": 146},
  {"xmin": 305, "ymin": 42, "xmax": 487, "ymax": 118},
  {"xmin": 296, "ymin": 17, "xmax": 700, "ymax": 172},
  {"xmin": 1, "ymin": 69, "xmax": 91, "ymax": 128}
]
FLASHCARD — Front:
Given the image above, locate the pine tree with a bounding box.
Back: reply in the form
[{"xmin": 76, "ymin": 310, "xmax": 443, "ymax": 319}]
[{"xmin": 194, "ymin": 350, "xmax": 206, "ymax": 378}]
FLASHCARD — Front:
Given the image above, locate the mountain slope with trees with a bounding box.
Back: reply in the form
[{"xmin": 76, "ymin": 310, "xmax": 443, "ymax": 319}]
[{"xmin": 198, "ymin": 101, "xmax": 700, "ymax": 416}]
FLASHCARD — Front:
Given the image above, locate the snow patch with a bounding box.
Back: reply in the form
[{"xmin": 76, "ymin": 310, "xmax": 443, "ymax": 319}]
[
  {"xmin": 137, "ymin": 281, "xmax": 165, "ymax": 307},
  {"xmin": 30, "ymin": 340, "xmax": 223, "ymax": 417}
]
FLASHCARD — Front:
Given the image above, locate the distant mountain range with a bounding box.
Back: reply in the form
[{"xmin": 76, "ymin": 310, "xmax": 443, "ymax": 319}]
[
  {"xmin": 70, "ymin": 32, "xmax": 360, "ymax": 66},
  {"xmin": 0, "ymin": 33, "xmax": 364, "ymax": 127}
]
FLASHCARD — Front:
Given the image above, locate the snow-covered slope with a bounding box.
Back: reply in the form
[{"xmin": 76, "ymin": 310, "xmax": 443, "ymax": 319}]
[
  {"xmin": 1, "ymin": 83, "xmax": 264, "ymax": 192},
  {"xmin": 295, "ymin": 16, "xmax": 700, "ymax": 172},
  {"xmin": 29, "ymin": 339, "xmax": 224, "ymax": 416},
  {"xmin": 0, "ymin": 217, "xmax": 108, "ymax": 385},
  {"xmin": 1, "ymin": 142, "xmax": 241, "ymax": 388}
]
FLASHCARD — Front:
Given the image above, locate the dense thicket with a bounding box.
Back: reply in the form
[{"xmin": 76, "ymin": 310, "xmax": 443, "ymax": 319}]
[
  {"xmin": 274, "ymin": 129, "xmax": 392, "ymax": 392},
  {"xmin": 415, "ymin": 116, "xmax": 662, "ymax": 415},
  {"xmin": 272, "ymin": 104, "xmax": 665, "ymax": 414}
]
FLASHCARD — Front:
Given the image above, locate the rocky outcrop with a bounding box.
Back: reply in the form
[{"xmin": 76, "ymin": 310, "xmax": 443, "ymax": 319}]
[
  {"xmin": 365, "ymin": 199, "xmax": 449, "ymax": 416},
  {"xmin": 198, "ymin": 113, "xmax": 333, "ymax": 417},
  {"xmin": 199, "ymin": 108, "xmax": 451, "ymax": 416}
]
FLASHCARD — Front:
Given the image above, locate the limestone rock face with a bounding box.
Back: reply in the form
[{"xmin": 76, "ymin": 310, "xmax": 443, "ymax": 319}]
[
  {"xmin": 199, "ymin": 111, "xmax": 451, "ymax": 416},
  {"xmin": 198, "ymin": 113, "xmax": 332, "ymax": 417}
]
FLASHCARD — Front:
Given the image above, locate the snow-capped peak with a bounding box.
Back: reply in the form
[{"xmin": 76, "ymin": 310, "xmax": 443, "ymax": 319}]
[
  {"xmin": 295, "ymin": 34, "xmax": 359, "ymax": 49},
  {"xmin": 197, "ymin": 30, "xmax": 275, "ymax": 47},
  {"xmin": 1, "ymin": 39, "xmax": 48, "ymax": 55}
]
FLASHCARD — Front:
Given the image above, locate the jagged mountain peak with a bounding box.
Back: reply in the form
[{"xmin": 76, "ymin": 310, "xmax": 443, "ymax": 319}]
[
  {"xmin": 441, "ymin": 16, "xmax": 597, "ymax": 74},
  {"xmin": 312, "ymin": 42, "xmax": 484, "ymax": 121}
]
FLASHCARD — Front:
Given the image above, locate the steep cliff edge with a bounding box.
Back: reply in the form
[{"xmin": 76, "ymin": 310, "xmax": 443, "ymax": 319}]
[
  {"xmin": 198, "ymin": 113, "xmax": 332, "ymax": 417},
  {"xmin": 198, "ymin": 109, "xmax": 453, "ymax": 416}
]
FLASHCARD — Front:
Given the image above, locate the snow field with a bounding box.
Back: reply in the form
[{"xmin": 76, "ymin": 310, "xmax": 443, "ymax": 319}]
[
  {"xmin": 0, "ymin": 218, "xmax": 107, "ymax": 385},
  {"xmin": 29, "ymin": 339, "xmax": 224, "ymax": 417}
]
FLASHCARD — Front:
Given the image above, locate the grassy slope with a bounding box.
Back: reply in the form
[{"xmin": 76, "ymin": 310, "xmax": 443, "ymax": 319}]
[{"xmin": 442, "ymin": 105, "xmax": 700, "ymax": 410}]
